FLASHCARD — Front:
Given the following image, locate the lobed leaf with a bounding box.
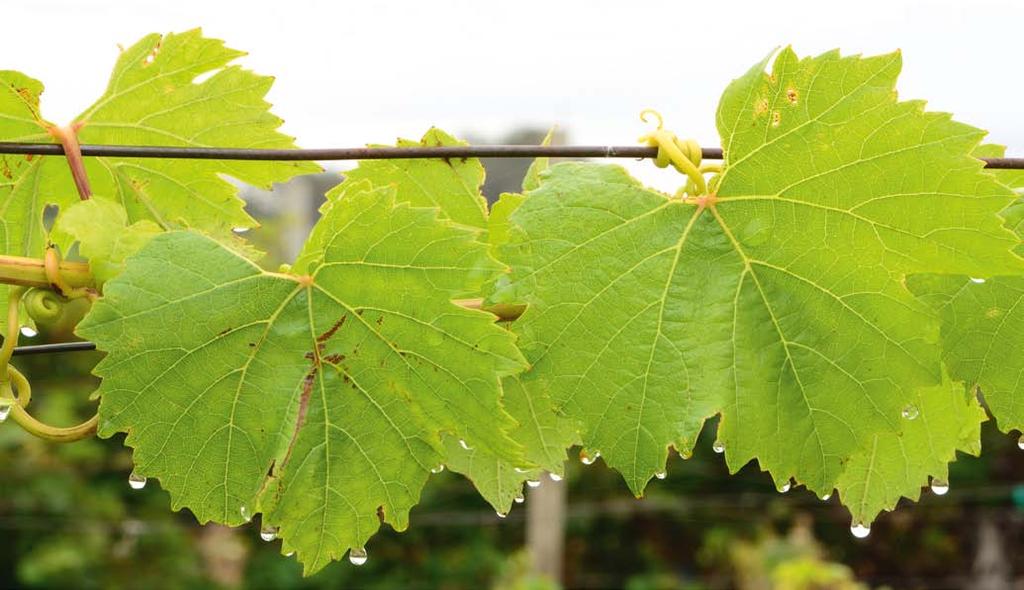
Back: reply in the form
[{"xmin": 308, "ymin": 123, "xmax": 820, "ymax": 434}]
[
  {"xmin": 493, "ymin": 48, "xmax": 1021, "ymax": 523},
  {"xmin": 78, "ymin": 182, "xmax": 527, "ymax": 574}
]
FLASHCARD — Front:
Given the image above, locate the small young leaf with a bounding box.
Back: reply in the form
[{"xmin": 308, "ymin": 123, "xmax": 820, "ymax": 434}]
[
  {"xmin": 342, "ymin": 128, "xmax": 488, "ymax": 229},
  {"xmin": 51, "ymin": 200, "xmax": 161, "ymax": 285}
]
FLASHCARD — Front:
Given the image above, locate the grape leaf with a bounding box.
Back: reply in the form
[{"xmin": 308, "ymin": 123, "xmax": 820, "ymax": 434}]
[
  {"xmin": 835, "ymin": 370, "xmax": 985, "ymax": 525},
  {"xmin": 0, "ymin": 29, "xmax": 318, "ymax": 329},
  {"xmin": 342, "ymin": 128, "xmax": 488, "ymax": 229},
  {"xmin": 493, "ymin": 48, "xmax": 1021, "ymax": 522},
  {"xmin": 78, "ymin": 182, "xmax": 527, "ymax": 574},
  {"xmin": 51, "ymin": 200, "xmax": 161, "ymax": 285}
]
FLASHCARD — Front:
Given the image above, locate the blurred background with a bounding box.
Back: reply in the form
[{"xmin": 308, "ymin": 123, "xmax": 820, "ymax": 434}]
[{"xmin": 3, "ymin": 1, "xmax": 1024, "ymax": 588}]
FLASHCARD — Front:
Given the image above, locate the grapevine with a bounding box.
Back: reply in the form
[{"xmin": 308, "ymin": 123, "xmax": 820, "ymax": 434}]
[{"xmin": 2, "ymin": 30, "xmax": 1023, "ymax": 574}]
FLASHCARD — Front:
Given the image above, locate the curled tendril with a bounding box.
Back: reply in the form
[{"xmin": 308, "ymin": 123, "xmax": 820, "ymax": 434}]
[
  {"xmin": 637, "ymin": 109, "xmax": 708, "ymax": 196},
  {"xmin": 24, "ymin": 289, "xmax": 64, "ymax": 323},
  {"xmin": 0, "ymin": 284, "xmax": 97, "ymax": 443},
  {"xmin": 3, "ymin": 365, "xmax": 97, "ymax": 442}
]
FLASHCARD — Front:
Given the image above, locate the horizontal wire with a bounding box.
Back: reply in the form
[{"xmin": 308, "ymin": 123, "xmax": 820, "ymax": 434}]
[
  {"xmin": 0, "ymin": 143, "xmax": 708, "ymax": 161},
  {"xmin": 12, "ymin": 342, "xmax": 97, "ymax": 356},
  {"xmin": 0, "ymin": 142, "xmax": 1021, "ymax": 168},
  {"xmin": 4, "ymin": 140, "xmax": 1024, "ymax": 358}
]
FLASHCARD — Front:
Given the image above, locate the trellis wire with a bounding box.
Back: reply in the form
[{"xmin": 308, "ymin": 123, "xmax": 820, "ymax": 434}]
[
  {"xmin": 0, "ymin": 142, "xmax": 1021, "ymax": 168},
  {"xmin": 5, "ymin": 140, "xmax": 1024, "ymax": 357}
]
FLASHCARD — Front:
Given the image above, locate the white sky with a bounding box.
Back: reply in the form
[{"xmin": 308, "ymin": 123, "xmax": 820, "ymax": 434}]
[{"xmin": 4, "ymin": 0, "xmax": 1022, "ymax": 190}]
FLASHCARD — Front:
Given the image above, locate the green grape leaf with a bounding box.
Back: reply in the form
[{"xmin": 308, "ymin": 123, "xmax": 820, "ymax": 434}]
[
  {"xmin": 494, "ymin": 48, "xmax": 1021, "ymax": 523},
  {"xmin": 836, "ymin": 371, "xmax": 985, "ymax": 525},
  {"xmin": 445, "ymin": 373, "xmax": 580, "ymax": 513},
  {"xmin": 51, "ymin": 200, "xmax": 161, "ymax": 285},
  {"xmin": 0, "ymin": 29, "xmax": 317, "ymax": 257},
  {"xmin": 78, "ymin": 183, "xmax": 527, "ymax": 574},
  {"xmin": 908, "ymin": 274, "xmax": 1024, "ymax": 434},
  {"xmin": 342, "ymin": 128, "xmax": 487, "ymax": 229}
]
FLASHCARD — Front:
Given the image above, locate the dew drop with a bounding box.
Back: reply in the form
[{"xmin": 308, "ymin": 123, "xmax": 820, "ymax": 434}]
[
  {"xmin": 970, "ymin": 277, "xmax": 986, "ymax": 284},
  {"xmin": 526, "ymin": 479, "xmax": 541, "ymax": 488},
  {"xmin": 0, "ymin": 401, "xmax": 11, "ymax": 423},
  {"xmin": 19, "ymin": 326, "xmax": 37, "ymax": 338},
  {"xmin": 430, "ymin": 464, "xmax": 445, "ymax": 474},
  {"xmin": 778, "ymin": 481, "xmax": 791, "ymax": 493},
  {"xmin": 514, "ymin": 494, "xmax": 525, "ymax": 504},
  {"xmin": 930, "ymin": 479, "xmax": 949, "ymax": 496},
  {"xmin": 850, "ymin": 523, "xmax": 871, "ymax": 538},
  {"xmin": 580, "ymin": 451, "xmax": 600, "ymax": 465},
  {"xmin": 548, "ymin": 472, "xmax": 563, "ymax": 482},
  {"xmin": 822, "ymin": 492, "xmax": 832, "ymax": 501},
  {"xmin": 349, "ymin": 547, "xmax": 368, "ymax": 566},
  {"xmin": 514, "ymin": 467, "xmax": 529, "ymax": 474},
  {"xmin": 260, "ymin": 526, "xmax": 279, "ymax": 542},
  {"xmin": 901, "ymin": 404, "xmax": 919, "ymax": 420},
  {"xmin": 232, "ymin": 227, "xmax": 251, "ymax": 234},
  {"xmin": 286, "ymin": 551, "xmax": 295, "ymax": 558},
  {"xmin": 240, "ymin": 506, "xmax": 252, "ymax": 523},
  {"xmin": 495, "ymin": 511, "xmax": 507, "ymax": 519},
  {"xmin": 128, "ymin": 472, "xmax": 147, "ymax": 490},
  {"xmin": 655, "ymin": 471, "xmax": 667, "ymax": 480},
  {"xmin": 678, "ymin": 450, "xmax": 693, "ymax": 460},
  {"xmin": 1017, "ymin": 434, "xmax": 1024, "ymax": 450},
  {"xmin": 712, "ymin": 440, "xmax": 725, "ymax": 454},
  {"xmin": 458, "ymin": 439, "xmax": 472, "ymax": 451}
]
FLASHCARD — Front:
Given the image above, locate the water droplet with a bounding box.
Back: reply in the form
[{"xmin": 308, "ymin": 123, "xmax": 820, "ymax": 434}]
[
  {"xmin": 712, "ymin": 440, "xmax": 725, "ymax": 454},
  {"xmin": 901, "ymin": 404, "xmax": 919, "ymax": 420},
  {"xmin": 514, "ymin": 467, "xmax": 529, "ymax": 474},
  {"xmin": 260, "ymin": 526, "xmax": 279, "ymax": 542},
  {"xmin": 778, "ymin": 481, "xmax": 791, "ymax": 493},
  {"xmin": 285, "ymin": 551, "xmax": 295, "ymax": 558},
  {"xmin": 0, "ymin": 401, "xmax": 11, "ymax": 423},
  {"xmin": 349, "ymin": 547, "xmax": 368, "ymax": 566},
  {"xmin": 678, "ymin": 450, "xmax": 693, "ymax": 460},
  {"xmin": 128, "ymin": 472, "xmax": 147, "ymax": 490},
  {"xmin": 850, "ymin": 523, "xmax": 871, "ymax": 538},
  {"xmin": 495, "ymin": 511, "xmax": 507, "ymax": 519},
  {"xmin": 19, "ymin": 326, "xmax": 37, "ymax": 338},
  {"xmin": 548, "ymin": 472, "xmax": 563, "ymax": 482},
  {"xmin": 1017, "ymin": 434, "xmax": 1024, "ymax": 450},
  {"xmin": 580, "ymin": 451, "xmax": 600, "ymax": 465},
  {"xmin": 930, "ymin": 479, "xmax": 949, "ymax": 496},
  {"xmin": 822, "ymin": 493, "xmax": 832, "ymax": 501},
  {"xmin": 514, "ymin": 494, "xmax": 525, "ymax": 504},
  {"xmin": 430, "ymin": 464, "xmax": 445, "ymax": 474},
  {"xmin": 232, "ymin": 227, "xmax": 251, "ymax": 234},
  {"xmin": 458, "ymin": 439, "xmax": 472, "ymax": 451},
  {"xmin": 240, "ymin": 506, "xmax": 252, "ymax": 523},
  {"xmin": 970, "ymin": 277, "xmax": 986, "ymax": 284},
  {"xmin": 655, "ymin": 471, "xmax": 667, "ymax": 480},
  {"xmin": 526, "ymin": 479, "xmax": 541, "ymax": 488}
]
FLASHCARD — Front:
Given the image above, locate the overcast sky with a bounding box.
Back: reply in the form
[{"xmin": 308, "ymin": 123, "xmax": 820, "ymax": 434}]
[{"xmin": 4, "ymin": 0, "xmax": 1021, "ymax": 190}]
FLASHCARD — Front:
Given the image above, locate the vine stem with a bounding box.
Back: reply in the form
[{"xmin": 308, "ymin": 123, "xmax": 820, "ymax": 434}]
[{"xmin": 46, "ymin": 123, "xmax": 92, "ymax": 200}]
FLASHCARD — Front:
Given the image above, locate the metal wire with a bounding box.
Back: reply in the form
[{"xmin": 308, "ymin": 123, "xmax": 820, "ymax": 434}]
[
  {"xmin": 12, "ymin": 342, "xmax": 97, "ymax": 356},
  {"xmin": 0, "ymin": 142, "xmax": 1021, "ymax": 168}
]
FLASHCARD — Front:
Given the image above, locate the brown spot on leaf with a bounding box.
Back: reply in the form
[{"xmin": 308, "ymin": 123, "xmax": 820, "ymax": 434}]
[
  {"xmin": 317, "ymin": 315, "xmax": 347, "ymax": 343},
  {"xmin": 771, "ymin": 111, "xmax": 781, "ymax": 128},
  {"xmin": 786, "ymin": 88, "xmax": 799, "ymax": 104}
]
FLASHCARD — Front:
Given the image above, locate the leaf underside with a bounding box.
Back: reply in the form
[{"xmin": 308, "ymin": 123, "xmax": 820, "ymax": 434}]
[
  {"xmin": 79, "ymin": 183, "xmax": 526, "ymax": 574},
  {"xmin": 493, "ymin": 47, "xmax": 1018, "ymax": 523}
]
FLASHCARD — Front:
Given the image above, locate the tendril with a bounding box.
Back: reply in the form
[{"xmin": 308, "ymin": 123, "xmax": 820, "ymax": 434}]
[
  {"xmin": 24, "ymin": 289, "xmax": 64, "ymax": 323},
  {"xmin": 637, "ymin": 109, "xmax": 708, "ymax": 197},
  {"xmin": 44, "ymin": 246, "xmax": 96, "ymax": 301},
  {"xmin": 0, "ymin": 284, "xmax": 97, "ymax": 443}
]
